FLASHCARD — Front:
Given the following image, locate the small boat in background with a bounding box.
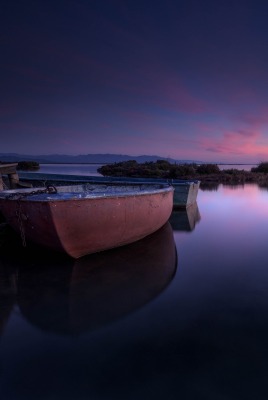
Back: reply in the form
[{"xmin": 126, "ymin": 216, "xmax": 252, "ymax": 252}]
[
  {"xmin": 171, "ymin": 180, "xmax": 200, "ymax": 209},
  {"xmin": 0, "ymin": 183, "xmax": 174, "ymax": 258}
]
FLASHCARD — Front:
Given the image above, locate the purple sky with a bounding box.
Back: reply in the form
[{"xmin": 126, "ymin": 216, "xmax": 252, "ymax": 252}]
[{"xmin": 1, "ymin": 0, "xmax": 268, "ymax": 162}]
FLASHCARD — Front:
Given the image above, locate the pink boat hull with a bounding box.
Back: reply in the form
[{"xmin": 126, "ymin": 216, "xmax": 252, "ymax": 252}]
[{"xmin": 0, "ymin": 184, "xmax": 174, "ymax": 258}]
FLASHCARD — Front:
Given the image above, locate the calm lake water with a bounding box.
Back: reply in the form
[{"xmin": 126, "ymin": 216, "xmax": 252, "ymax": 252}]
[
  {"xmin": 1, "ymin": 183, "xmax": 268, "ymax": 399},
  {"xmin": 31, "ymin": 163, "xmax": 103, "ymax": 176},
  {"xmin": 25, "ymin": 163, "xmax": 257, "ymax": 177},
  {"xmin": 218, "ymin": 164, "xmax": 257, "ymax": 171}
]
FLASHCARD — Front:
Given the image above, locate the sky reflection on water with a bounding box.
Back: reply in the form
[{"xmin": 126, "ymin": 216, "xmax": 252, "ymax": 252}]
[
  {"xmin": 1, "ymin": 184, "xmax": 268, "ymax": 399},
  {"xmin": 33, "ymin": 164, "xmax": 103, "ymax": 176}
]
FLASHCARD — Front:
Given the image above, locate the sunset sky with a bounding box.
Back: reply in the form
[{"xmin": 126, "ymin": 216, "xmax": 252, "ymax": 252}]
[{"xmin": 1, "ymin": 0, "xmax": 268, "ymax": 162}]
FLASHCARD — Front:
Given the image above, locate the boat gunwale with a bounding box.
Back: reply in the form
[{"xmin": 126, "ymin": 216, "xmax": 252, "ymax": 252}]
[{"xmin": 0, "ymin": 184, "xmax": 174, "ymax": 202}]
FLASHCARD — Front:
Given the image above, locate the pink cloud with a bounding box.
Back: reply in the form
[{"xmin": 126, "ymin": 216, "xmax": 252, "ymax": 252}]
[
  {"xmin": 60, "ymin": 43, "xmax": 207, "ymax": 115},
  {"xmin": 158, "ymin": 76, "xmax": 205, "ymax": 113},
  {"xmin": 236, "ymin": 129, "xmax": 258, "ymax": 138},
  {"xmin": 193, "ymin": 101, "xmax": 268, "ymax": 161},
  {"xmin": 237, "ymin": 108, "xmax": 268, "ymax": 128},
  {"xmin": 10, "ymin": 24, "xmax": 206, "ymax": 117},
  {"xmin": 200, "ymin": 127, "xmax": 268, "ymax": 160},
  {"xmin": 110, "ymin": 71, "xmax": 206, "ymax": 114}
]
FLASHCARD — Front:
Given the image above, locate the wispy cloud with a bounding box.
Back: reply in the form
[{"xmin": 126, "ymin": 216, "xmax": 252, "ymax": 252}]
[{"xmin": 200, "ymin": 127, "xmax": 268, "ymax": 160}]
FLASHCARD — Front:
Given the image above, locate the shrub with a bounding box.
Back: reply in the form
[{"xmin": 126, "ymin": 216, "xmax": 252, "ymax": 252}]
[
  {"xmin": 155, "ymin": 160, "xmax": 171, "ymax": 170},
  {"xmin": 17, "ymin": 161, "xmax": 40, "ymax": 171},
  {"xmin": 251, "ymin": 162, "xmax": 268, "ymax": 173},
  {"xmin": 196, "ymin": 164, "xmax": 220, "ymax": 174},
  {"xmin": 222, "ymin": 168, "xmax": 240, "ymax": 175},
  {"xmin": 169, "ymin": 164, "xmax": 196, "ymax": 178}
]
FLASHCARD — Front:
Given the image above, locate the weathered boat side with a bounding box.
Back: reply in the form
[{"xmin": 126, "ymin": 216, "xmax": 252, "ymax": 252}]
[{"xmin": 0, "ymin": 184, "xmax": 174, "ymax": 258}]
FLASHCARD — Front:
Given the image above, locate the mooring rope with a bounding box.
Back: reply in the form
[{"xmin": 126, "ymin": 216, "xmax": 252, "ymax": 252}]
[{"xmin": 6, "ymin": 185, "xmax": 57, "ymax": 200}]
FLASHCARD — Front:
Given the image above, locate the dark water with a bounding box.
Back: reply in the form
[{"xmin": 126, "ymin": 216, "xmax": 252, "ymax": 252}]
[{"xmin": 1, "ymin": 184, "xmax": 268, "ymax": 399}]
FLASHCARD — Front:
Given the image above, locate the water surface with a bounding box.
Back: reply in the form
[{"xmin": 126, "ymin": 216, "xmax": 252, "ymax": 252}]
[
  {"xmin": 31, "ymin": 163, "xmax": 103, "ymax": 176},
  {"xmin": 27, "ymin": 162, "xmax": 257, "ymax": 176},
  {"xmin": 0, "ymin": 184, "xmax": 268, "ymax": 399},
  {"xmin": 218, "ymin": 163, "xmax": 257, "ymax": 171}
]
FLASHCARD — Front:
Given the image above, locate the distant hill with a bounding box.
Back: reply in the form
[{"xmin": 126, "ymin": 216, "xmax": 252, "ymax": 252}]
[{"xmin": 0, "ymin": 153, "xmax": 203, "ymax": 164}]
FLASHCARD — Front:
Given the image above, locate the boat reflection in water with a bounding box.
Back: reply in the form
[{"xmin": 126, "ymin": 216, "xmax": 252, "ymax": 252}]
[
  {"xmin": 0, "ymin": 222, "xmax": 177, "ymax": 336},
  {"xmin": 169, "ymin": 202, "xmax": 201, "ymax": 232},
  {"xmin": 0, "ymin": 258, "xmax": 17, "ymax": 337}
]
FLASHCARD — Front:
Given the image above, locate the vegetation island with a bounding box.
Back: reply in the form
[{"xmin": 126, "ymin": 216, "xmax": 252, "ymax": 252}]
[
  {"xmin": 16, "ymin": 161, "xmax": 40, "ymax": 171},
  {"xmin": 0, "ymin": 161, "xmax": 40, "ymax": 171},
  {"xmin": 98, "ymin": 160, "xmax": 268, "ymax": 186}
]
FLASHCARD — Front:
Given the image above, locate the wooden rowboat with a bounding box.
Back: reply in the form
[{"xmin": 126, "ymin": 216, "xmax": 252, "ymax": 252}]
[{"xmin": 0, "ymin": 183, "xmax": 174, "ymax": 258}]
